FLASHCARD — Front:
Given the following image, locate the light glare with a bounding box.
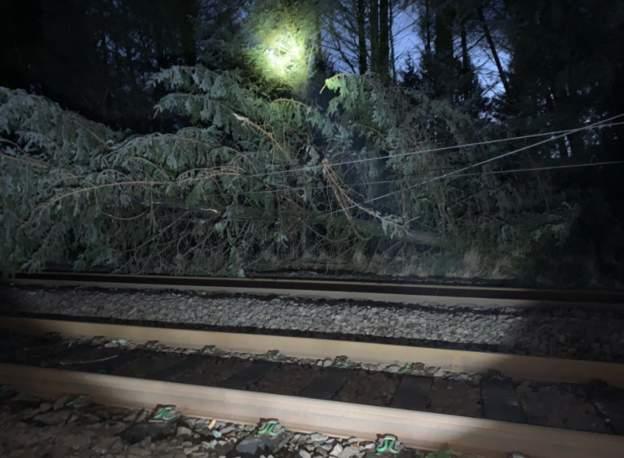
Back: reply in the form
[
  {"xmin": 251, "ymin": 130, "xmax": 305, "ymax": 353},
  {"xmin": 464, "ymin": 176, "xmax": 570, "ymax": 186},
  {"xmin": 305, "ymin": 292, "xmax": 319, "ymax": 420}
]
[{"xmin": 259, "ymin": 28, "xmax": 309, "ymax": 87}]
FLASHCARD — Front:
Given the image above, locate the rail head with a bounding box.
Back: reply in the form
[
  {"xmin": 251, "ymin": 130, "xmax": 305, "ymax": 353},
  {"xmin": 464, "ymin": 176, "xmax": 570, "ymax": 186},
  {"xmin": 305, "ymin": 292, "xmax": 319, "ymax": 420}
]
[
  {"xmin": 5, "ymin": 271, "xmax": 624, "ymax": 308},
  {"xmin": 3, "ymin": 316, "xmax": 624, "ymax": 388},
  {"xmin": 1, "ymin": 363, "xmax": 622, "ymax": 458}
]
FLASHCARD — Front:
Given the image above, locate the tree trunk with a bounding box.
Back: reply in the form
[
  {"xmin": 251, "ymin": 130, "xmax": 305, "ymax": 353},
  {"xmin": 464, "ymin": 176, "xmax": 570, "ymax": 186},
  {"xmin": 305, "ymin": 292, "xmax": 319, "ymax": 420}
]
[
  {"xmin": 356, "ymin": 0, "xmax": 368, "ymax": 74},
  {"xmin": 460, "ymin": 20, "xmax": 470, "ymax": 72},
  {"xmin": 434, "ymin": 2, "xmax": 455, "ymax": 62},
  {"xmin": 379, "ymin": 0, "xmax": 390, "ymax": 80},
  {"xmin": 369, "ymin": 0, "xmax": 379, "ymax": 73},
  {"xmin": 179, "ymin": 0, "xmax": 198, "ymax": 65},
  {"xmin": 423, "ymin": 0, "xmax": 432, "ymax": 54},
  {"xmin": 390, "ymin": 0, "xmax": 396, "ymax": 81},
  {"xmin": 477, "ymin": 6, "xmax": 510, "ymax": 94},
  {"xmin": 186, "ymin": 202, "xmax": 442, "ymax": 247}
]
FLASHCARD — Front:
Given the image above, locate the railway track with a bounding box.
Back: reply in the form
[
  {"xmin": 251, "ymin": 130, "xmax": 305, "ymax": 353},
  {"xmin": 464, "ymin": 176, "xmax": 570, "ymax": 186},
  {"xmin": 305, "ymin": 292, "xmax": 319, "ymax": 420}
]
[
  {"xmin": 5, "ymin": 271, "xmax": 624, "ymax": 307},
  {"xmin": 1, "ymin": 316, "xmax": 624, "ymax": 457}
]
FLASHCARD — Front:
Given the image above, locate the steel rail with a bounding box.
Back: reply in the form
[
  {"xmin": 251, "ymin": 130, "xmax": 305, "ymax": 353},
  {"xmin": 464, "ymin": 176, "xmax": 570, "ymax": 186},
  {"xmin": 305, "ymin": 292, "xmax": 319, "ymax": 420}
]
[
  {"xmin": 3, "ymin": 317, "xmax": 624, "ymax": 388},
  {"xmin": 5, "ymin": 271, "xmax": 624, "ymax": 307},
  {"xmin": 0, "ymin": 363, "xmax": 622, "ymax": 458}
]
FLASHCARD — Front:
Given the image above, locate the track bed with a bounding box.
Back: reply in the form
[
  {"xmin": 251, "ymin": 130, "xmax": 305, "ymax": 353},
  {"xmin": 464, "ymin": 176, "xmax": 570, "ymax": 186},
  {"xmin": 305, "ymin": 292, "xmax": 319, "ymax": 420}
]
[
  {"xmin": 2, "ymin": 330, "xmax": 623, "ymax": 436},
  {"xmin": 3, "ymin": 285, "xmax": 624, "ymax": 363}
]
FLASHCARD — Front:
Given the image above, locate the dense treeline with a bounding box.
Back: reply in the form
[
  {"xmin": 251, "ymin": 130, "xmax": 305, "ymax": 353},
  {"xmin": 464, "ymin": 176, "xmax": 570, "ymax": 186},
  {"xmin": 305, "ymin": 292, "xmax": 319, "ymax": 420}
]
[{"xmin": 0, "ymin": 0, "xmax": 623, "ymax": 286}]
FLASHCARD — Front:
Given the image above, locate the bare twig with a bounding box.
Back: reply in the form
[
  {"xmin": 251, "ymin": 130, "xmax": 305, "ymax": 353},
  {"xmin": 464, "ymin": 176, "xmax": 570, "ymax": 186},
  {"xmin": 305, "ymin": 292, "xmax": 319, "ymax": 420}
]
[
  {"xmin": 232, "ymin": 112, "xmax": 290, "ymax": 159},
  {"xmin": 0, "ymin": 138, "xmax": 49, "ymax": 169},
  {"xmin": 37, "ymin": 166, "xmax": 240, "ymax": 211},
  {"xmin": 102, "ymin": 210, "xmax": 150, "ymax": 221}
]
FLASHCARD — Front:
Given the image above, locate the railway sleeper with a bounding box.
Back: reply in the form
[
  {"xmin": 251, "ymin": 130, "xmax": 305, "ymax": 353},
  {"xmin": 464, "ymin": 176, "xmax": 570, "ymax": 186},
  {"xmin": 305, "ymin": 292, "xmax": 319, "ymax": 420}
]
[{"xmin": 0, "ymin": 330, "xmax": 622, "ymax": 438}]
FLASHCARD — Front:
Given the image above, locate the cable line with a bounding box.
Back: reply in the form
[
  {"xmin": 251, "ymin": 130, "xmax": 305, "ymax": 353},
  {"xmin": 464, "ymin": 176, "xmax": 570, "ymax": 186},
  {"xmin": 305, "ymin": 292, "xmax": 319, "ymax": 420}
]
[{"xmin": 324, "ymin": 113, "xmax": 624, "ymax": 215}]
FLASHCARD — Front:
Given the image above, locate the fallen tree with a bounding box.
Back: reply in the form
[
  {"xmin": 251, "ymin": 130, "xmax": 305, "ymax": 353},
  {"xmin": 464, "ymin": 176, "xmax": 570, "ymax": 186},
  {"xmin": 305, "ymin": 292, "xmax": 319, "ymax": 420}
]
[{"xmin": 0, "ymin": 66, "xmax": 579, "ymax": 282}]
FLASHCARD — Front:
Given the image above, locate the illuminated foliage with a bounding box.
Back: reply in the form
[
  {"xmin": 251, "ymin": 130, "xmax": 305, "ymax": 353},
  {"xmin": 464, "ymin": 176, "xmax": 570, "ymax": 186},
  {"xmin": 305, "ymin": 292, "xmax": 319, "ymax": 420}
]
[
  {"xmin": 262, "ymin": 27, "xmax": 307, "ymax": 83},
  {"xmin": 247, "ymin": 0, "xmax": 318, "ymax": 89}
]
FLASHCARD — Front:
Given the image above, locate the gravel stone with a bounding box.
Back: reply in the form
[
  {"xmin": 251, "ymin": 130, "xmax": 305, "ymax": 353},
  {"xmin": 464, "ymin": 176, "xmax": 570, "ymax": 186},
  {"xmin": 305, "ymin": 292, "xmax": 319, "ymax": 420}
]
[
  {"xmin": 33, "ymin": 411, "xmax": 70, "ymax": 425},
  {"xmin": 53, "ymin": 395, "xmax": 72, "ymax": 410},
  {"xmin": 37, "ymin": 402, "xmax": 52, "ymax": 413},
  {"xmin": 310, "ymin": 433, "xmax": 328, "ymax": 442},
  {"xmin": 338, "ymin": 446, "xmax": 362, "ymax": 458},
  {"xmin": 3, "ymin": 394, "xmax": 433, "ymax": 458},
  {"xmin": 236, "ymin": 436, "xmax": 280, "ymax": 455},
  {"xmin": 176, "ymin": 426, "xmax": 193, "ymax": 437},
  {"xmin": 2, "ymin": 285, "xmax": 623, "ymax": 362}
]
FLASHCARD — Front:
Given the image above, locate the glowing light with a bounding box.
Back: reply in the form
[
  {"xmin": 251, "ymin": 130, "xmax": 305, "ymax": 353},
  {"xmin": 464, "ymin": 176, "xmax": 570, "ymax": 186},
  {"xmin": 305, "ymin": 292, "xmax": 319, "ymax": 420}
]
[{"xmin": 257, "ymin": 27, "xmax": 310, "ymax": 87}]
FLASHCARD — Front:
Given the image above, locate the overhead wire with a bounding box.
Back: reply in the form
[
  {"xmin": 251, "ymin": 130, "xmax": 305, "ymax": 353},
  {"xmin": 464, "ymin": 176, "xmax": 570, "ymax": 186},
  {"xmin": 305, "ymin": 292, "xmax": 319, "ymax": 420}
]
[
  {"xmin": 236, "ymin": 159, "xmax": 624, "ymax": 198},
  {"xmin": 238, "ymin": 119, "xmax": 624, "ymax": 181},
  {"xmin": 230, "ymin": 119, "xmax": 624, "ymax": 199},
  {"xmin": 322, "ymin": 113, "xmax": 624, "ymax": 215}
]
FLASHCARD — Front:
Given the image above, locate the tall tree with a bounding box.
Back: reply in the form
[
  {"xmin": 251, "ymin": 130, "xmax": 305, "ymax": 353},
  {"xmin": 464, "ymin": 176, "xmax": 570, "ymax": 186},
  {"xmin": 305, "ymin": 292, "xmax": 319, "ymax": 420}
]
[
  {"xmin": 477, "ymin": 5, "xmax": 509, "ymax": 95},
  {"xmin": 0, "ymin": 0, "xmax": 200, "ymax": 130},
  {"xmin": 389, "ymin": 0, "xmax": 397, "ymax": 80},
  {"xmin": 379, "ymin": 0, "xmax": 391, "ymax": 79},
  {"xmin": 369, "ymin": 0, "xmax": 380, "ymax": 73},
  {"xmin": 501, "ymin": 0, "xmax": 620, "ymax": 156},
  {"xmin": 433, "ymin": 1, "xmax": 455, "ymax": 63},
  {"xmin": 422, "ymin": 0, "xmax": 433, "ymax": 54},
  {"xmin": 323, "ymin": 1, "xmax": 361, "ymax": 73},
  {"xmin": 196, "ymin": 0, "xmax": 248, "ymax": 67},
  {"xmin": 356, "ymin": 0, "xmax": 368, "ymax": 74}
]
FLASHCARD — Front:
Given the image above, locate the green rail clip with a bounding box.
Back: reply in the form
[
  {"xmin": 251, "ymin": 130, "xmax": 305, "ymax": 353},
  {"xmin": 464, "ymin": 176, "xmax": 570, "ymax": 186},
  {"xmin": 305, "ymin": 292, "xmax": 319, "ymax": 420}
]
[
  {"xmin": 149, "ymin": 405, "xmax": 179, "ymax": 423},
  {"xmin": 375, "ymin": 434, "xmax": 401, "ymax": 455},
  {"xmin": 256, "ymin": 419, "xmax": 281, "ymax": 437}
]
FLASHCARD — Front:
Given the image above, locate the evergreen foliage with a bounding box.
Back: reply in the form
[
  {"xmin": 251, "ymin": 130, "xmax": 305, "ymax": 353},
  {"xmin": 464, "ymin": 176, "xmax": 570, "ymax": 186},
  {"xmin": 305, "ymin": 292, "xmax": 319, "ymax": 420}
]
[
  {"xmin": 1, "ymin": 0, "xmax": 622, "ymax": 286},
  {"xmin": 0, "ymin": 63, "xmax": 578, "ymax": 280}
]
